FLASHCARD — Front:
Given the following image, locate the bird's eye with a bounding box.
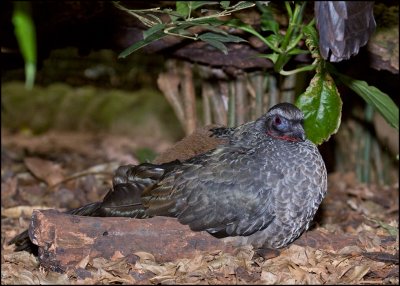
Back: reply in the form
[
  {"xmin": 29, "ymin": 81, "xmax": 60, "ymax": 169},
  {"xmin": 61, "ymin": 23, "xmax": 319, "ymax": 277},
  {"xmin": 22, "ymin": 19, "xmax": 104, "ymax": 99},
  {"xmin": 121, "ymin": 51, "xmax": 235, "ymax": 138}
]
[{"xmin": 274, "ymin": 116, "xmax": 281, "ymax": 125}]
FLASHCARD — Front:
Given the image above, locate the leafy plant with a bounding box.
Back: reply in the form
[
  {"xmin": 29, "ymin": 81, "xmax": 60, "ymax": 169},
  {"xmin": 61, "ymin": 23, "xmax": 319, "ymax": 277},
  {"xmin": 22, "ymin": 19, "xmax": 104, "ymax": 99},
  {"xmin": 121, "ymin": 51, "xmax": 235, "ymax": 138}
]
[
  {"xmin": 12, "ymin": 2, "xmax": 37, "ymax": 90},
  {"xmin": 115, "ymin": 1, "xmax": 399, "ymax": 145}
]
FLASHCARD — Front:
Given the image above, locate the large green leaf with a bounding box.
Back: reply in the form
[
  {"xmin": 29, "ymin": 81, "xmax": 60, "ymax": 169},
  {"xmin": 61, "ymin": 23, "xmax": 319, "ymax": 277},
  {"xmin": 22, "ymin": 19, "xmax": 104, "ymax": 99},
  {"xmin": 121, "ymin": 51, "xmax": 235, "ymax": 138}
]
[
  {"xmin": 296, "ymin": 71, "xmax": 342, "ymax": 145},
  {"xmin": 333, "ymin": 71, "xmax": 399, "ymax": 130}
]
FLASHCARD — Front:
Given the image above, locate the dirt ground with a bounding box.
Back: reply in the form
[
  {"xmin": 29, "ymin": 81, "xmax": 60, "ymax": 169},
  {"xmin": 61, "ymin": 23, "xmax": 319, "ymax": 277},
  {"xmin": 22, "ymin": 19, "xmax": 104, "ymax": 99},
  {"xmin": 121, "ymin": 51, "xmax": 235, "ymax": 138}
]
[{"xmin": 1, "ymin": 129, "xmax": 398, "ymax": 284}]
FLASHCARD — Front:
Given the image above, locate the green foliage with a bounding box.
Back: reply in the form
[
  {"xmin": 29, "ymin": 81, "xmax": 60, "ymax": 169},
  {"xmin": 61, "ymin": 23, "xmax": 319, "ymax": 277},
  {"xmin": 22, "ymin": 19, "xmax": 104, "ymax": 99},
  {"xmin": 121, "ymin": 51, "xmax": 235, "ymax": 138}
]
[
  {"xmin": 12, "ymin": 2, "xmax": 37, "ymax": 89},
  {"xmin": 114, "ymin": 1, "xmax": 399, "ymax": 145},
  {"xmin": 1, "ymin": 82, "xmax": 183, "ymax": 139},
  {"xmin": 331, "ymin": 68, "xmax": 399, "ymax": 130},
  {"xmin": 295, "ymin": 22, "xmax": 342, "ymax": 144},
  {"xmin": 114, "ymin": 1, "xmax": 254, "ymax": 58},
  {"xmin": 296, "ymin": 71, "xmax": 342, "ymax": 144}
]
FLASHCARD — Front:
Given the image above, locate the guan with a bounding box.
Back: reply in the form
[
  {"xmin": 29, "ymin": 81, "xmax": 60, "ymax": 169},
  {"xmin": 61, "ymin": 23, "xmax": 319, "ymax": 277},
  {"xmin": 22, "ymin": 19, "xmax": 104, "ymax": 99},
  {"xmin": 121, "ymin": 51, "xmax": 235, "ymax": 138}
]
[{"xmin": 10, "ymin": 103, "xmax": 327, "ymax": 253}]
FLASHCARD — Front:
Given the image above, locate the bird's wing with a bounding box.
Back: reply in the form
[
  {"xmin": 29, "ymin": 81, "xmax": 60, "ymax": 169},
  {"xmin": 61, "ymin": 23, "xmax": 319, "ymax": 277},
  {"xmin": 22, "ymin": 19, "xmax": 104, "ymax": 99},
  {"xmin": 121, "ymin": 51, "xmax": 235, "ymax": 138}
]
[
  {"xmin": 89, "ymin": 162, "xmax": 180, "ymax": 218},
  {"xmin": 315, "ymin": 1, "xmax": 376, "ymax": 62},
  {"xmin": 144, "ymin": 145, "xmax": 279, "ymax": 236}
]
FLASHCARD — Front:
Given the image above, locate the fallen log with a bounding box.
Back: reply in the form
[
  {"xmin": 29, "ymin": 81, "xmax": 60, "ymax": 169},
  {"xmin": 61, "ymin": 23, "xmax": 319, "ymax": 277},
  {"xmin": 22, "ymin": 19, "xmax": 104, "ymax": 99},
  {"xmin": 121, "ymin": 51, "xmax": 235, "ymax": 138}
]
[{"xmin": 29, "ymin": 209, "xmax": 235, "ymax": 272}]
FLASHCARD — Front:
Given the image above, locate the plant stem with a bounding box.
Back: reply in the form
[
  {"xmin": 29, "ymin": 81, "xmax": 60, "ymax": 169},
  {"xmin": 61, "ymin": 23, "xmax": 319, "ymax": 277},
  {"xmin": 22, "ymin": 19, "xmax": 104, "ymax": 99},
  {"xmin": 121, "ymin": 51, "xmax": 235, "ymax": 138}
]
[{"xmin": 274, "ymin": 2, "xmax": 306, "ymax": 72}]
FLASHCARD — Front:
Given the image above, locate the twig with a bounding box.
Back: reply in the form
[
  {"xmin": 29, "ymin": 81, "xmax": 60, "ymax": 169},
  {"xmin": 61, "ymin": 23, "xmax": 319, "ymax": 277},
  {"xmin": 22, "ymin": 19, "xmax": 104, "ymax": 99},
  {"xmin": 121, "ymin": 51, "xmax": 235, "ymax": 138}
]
[
  {"xmin": 182, "ymin": 62, "xmax": 197, "ymax": 134},
  {"xmin": 157, "ymin": 65, "xmax": 186, "ymax": 131}
]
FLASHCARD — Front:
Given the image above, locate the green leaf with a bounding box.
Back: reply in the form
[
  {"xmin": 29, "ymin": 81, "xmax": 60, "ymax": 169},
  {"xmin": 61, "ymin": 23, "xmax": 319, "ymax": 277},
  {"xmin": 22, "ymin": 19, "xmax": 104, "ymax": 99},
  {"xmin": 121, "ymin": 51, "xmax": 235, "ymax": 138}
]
[
  {"xmin": 302, "ymin": 22, "xmax": 319, "ymax": 55},
  {"xmin": 220, "ymin": 1, "xmax": 230, "ymax": 9},
  {"xmin": 200, "ymin": 25, "xmax": 230, "ymax": 35},
  {"xmin": 296, "ymin": 71, "xmax": 343, "ymax": 145},
  {"xmin": 261, "ymin": 19, "xmax": 279, "ymax": 34},
  {"xmin": 225, "ymin": 19, "xmax": 281, "ymax": 53},
  {"xmin": 287, "ymin": 48, "xmax": 309, "ymax": 55},
  {"xmin": 118, "ymin": 30, "xmax": 167, "ymax": 58},
  {"xmin": 260, "ymin": 6, "xmax": 279, "ymax": 34},
  {"xmin": 190, "ymin": 18, "xmax": 225, "ymax": 26},
  {"xmin": 200, "ymin": 38, "xmax": 228, "ymax": 54},
  {"xmin": 176, "ymin": 2, "xmax": 189, "ymax": 17},
  {"xmin": 256, "ymin": 53, "xmax": 279, "ymax": 63},
  {"xmin": 265, "ymin": 34, "xmax": 283, "ymax": 48},
  {"xmin": 190, "ymin": 1, "xmax": 217, "ymax": 10},
  {"xmin": 12, "ymin": 2, "xmax": 36, "ymax": 89},
  {"xmin": 230, "ymin": 1, "xmax": 255, "ymax": 11},
  {"xmin": 143, "ymin": 23, "xmax": 166, "ymax": 39},
  {"xmin": 198, "ymin": 32, "xmax": 246, "ymax": 43},
  {"xmin": 334, "ymin": 71, "xmax": 399, "ymax": 130}
]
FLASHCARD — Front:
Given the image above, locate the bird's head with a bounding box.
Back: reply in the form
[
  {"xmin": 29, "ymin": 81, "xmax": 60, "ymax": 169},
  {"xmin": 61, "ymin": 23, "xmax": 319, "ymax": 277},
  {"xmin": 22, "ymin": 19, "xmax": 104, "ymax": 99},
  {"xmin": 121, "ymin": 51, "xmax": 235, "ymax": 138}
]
[{"xmin": 261, "ymin": 103, "xmax": 306, "ymax": 142}]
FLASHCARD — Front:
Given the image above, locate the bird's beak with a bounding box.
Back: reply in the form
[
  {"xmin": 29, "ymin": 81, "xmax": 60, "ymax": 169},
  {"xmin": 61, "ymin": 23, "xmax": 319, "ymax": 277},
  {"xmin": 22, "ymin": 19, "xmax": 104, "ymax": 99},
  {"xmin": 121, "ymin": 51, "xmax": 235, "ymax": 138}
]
[{"xmin": 292, "ymin": 125, "xmax": 306, "ymax": 142}]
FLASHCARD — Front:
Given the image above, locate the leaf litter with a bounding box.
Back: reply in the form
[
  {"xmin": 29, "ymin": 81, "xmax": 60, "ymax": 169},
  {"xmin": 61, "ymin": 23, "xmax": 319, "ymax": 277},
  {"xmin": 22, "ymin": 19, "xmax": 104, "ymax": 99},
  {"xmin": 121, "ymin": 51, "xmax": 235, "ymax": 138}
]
[{"xmin": 1, "ymin": 130, "xmax": 398, "ymax": 284}]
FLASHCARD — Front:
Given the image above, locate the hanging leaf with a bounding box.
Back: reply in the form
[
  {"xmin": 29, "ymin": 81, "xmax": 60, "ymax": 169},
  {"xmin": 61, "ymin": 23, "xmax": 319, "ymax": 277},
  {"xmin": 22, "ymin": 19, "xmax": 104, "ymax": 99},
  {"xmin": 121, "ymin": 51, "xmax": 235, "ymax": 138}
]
[
  {"xmin": 199, "ymin": 38, "xmax": 228, "ymax": 54},
  {"xmin": 118, "ymin": 30, "xmax": 167, "ymax": 58},
  {"xmin": 143, "ymin": 23, "xmax": 166, "ymax": 39},
  {"xmin": 296, "ymin": 71, "xmax": 342, "ymax": 145}
]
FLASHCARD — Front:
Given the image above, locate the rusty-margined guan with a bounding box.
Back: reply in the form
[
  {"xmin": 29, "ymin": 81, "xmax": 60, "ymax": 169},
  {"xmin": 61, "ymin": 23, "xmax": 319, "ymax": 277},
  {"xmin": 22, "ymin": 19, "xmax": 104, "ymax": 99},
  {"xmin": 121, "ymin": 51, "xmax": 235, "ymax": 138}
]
[{"xmin": 10, "ymin": 103, "xmax": 327, "ymax": 252}]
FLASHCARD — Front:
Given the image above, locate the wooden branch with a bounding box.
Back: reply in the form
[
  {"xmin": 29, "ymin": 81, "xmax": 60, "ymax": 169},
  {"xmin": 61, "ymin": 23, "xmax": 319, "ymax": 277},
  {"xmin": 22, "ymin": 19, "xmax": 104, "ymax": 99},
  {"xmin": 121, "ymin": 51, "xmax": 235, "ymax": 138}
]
[
  {"xmin": 181, "ymin": 62, "xmax": 197, "ymax": 135},
  {"xmin": 207, "ymin": 82, "xmax": 227, "ymax": 126},
  {"xmin": 29, "ymin": 209, "xmax": 235, "ymax": 272},
  {"xmin": 157, "ymin": 72, "xmax": 186, "ymax": 129}
]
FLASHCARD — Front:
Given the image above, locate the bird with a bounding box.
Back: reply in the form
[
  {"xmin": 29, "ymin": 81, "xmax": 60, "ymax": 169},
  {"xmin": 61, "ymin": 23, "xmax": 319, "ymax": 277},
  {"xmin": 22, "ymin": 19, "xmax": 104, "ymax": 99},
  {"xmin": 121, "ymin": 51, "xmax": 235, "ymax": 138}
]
[
  {"xmin": 315, "ymin": 1, "xmax": 376, "ymax": 62},
  {"xmin": 9, "ymin": 102, "xmax": 327, "ymax": 253}
]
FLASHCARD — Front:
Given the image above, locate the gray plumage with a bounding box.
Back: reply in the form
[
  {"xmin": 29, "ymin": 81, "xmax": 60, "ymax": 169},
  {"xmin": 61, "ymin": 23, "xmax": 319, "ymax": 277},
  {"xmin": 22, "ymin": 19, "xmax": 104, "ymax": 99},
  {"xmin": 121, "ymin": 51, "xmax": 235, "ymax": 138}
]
[{"xmin": 10, "ymin": 102, "xmax": 327, "ymax": 251}]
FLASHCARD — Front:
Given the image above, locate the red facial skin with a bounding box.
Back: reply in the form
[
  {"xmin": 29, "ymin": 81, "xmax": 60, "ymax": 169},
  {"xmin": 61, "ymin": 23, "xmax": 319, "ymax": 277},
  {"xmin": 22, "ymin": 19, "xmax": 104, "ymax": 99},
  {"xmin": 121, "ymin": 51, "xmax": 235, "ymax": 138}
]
[{"xmin": 267, "ymin": 131, "xmax": 303, "ymax": 142}]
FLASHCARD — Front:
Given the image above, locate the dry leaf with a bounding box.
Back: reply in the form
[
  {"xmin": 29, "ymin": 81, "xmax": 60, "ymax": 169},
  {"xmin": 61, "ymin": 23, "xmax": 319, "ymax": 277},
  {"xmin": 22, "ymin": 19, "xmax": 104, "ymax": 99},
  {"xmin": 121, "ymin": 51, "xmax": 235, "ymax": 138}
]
[
  {"xmin": 75, "ymin": 254, "xmax": 90, "ymax": 269},
  {"xmin": 347, "ymin": 265, "xmax": 370, "ymax": 282},
  {"xmin": 24, "ymin": 157, "xmax": 65, "ymax": 187},
  {"xmin": 133, "ymin": 251, "xmax": 156, "ymax": 263}
]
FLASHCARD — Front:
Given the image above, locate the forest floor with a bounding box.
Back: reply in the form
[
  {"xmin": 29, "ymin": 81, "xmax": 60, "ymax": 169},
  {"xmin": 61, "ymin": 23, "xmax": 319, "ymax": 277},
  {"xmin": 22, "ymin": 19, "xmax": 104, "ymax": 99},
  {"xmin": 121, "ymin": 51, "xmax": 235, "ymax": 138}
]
[{"xmin": 1, "ymin": 129, "xmax": 398, "ymax": 284}]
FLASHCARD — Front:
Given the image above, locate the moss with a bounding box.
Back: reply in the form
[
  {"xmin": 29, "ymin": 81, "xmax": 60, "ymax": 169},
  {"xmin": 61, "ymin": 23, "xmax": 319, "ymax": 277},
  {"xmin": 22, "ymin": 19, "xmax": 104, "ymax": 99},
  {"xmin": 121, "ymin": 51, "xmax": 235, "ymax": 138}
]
[{"xmin": 1, "ymin": 82, "xmax": 183, "ymax": 140}]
